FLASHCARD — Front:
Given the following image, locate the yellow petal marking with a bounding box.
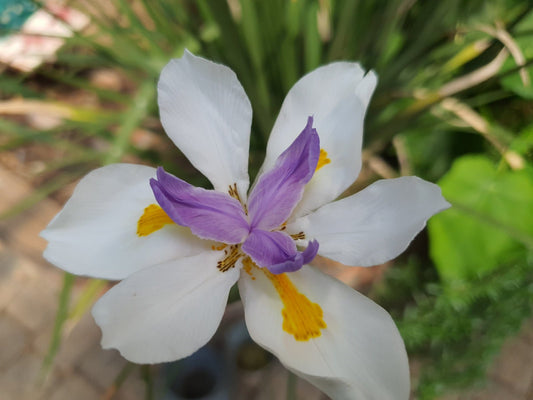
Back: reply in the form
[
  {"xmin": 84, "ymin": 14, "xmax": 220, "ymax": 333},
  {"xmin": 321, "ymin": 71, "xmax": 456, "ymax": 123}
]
[
  {"xmin": 315, "ymin": 148, "xmax": 331, "ymax": 172},
  {"xmin": 242, "ymin": 257, "xmax": 256, "ymax": 280},
  {"xmin": 137, "ymin": 204, "xmax": 174, "ymax": 237},
  {"xmin": 262, "ymin": 268, "xmax": 327, "ymax": 341}
]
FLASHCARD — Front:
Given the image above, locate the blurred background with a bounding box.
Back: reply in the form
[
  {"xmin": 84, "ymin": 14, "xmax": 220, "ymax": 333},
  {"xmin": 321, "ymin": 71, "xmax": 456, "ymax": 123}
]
[{"xmin": 0, "ymin": 0, "xmax": 532, "ymax": 399}]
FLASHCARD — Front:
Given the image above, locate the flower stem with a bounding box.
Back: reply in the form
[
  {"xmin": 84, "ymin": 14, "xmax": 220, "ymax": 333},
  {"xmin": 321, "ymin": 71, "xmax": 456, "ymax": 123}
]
[{"xmin": 286, "ymin": 370, "xmax": 298, "ymax": 400}]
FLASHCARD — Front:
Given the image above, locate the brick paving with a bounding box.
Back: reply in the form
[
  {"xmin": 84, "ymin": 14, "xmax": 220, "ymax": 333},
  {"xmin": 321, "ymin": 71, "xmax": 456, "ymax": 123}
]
[
  {"xmin": 0, "ymin": 166, "xmax": 144, "ymax": 400},
  {"xmin": 1, "ymin": 164, "xmax": 532, "ymax": 399}
]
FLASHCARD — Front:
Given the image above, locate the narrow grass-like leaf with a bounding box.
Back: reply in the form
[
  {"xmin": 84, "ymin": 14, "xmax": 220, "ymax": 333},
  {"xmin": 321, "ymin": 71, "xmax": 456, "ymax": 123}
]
[
  {"xmin": 102, "ymin": 362, "xmax": 138, "ymax": 400},
  {"xmin": 104, "ymin": 79, "xmax": 155, "ymax": 164},
  {"xmin": 304, "ymin": 3, "xmax": 321, "ymax": 72},
  {"xmin": 0, "ymin": 171, "xmax": 84, "ymax": 220},
  {"xmin": 40, "ymin": 272, "xmax": 75, "ymax": 378},
  {"xmin": 66, "ymin": 279, "xmax": 107, "ymax": 334}
]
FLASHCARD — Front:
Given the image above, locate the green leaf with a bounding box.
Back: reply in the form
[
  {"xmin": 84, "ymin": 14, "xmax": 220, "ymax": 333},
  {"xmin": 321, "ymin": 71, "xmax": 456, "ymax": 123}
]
[
  {"xmin": 304, "ymin": 2, "xmax": 321, "ymax": 73},
  {"xmin": 429, "ymin": 155, "xmax": 533, "ymax": 283},
  {"xmin": 511, "ymin": 122, "xmax": 533, "ymax": 156}
]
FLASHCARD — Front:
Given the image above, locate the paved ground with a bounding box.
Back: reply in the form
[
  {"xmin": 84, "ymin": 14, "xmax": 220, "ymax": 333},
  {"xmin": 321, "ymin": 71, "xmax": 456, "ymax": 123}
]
[{"xmin": 1, "ymin": 164, "xmax": 532, "ymax": 399}]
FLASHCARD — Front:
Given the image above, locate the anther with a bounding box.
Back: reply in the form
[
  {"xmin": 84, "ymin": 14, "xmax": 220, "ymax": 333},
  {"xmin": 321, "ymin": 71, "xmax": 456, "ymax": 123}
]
[
  {"xmin": 290, "ymin": 232, "xmax": 306, "ymax": 240},
  {"xmin": 217, "ymin": 244, "xmax": 242, "ymax": 272},
  {"xmin": 228, "ymin": 183, "xmax": 241, "ymax": 203}
]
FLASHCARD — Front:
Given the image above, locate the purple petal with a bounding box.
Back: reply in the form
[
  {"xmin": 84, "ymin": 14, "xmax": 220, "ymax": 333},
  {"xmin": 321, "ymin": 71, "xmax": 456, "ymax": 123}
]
[
  {"xmin": 268, "ymin": 239, "xmax": 319, "ymax": 274},
  {"xmin": 150, "ymin": 167, "xmax": 249, "ymax": 244},
  {"xmin": 242, "ymin": 230, "xmax": 296, "ymax": 266},
  {"xmin": 267, "ymin": 254, "xmax": 304, "ymax": 274},
  {"xmin": 301, "ymin": 239, "xmax": 319, "ymax": 265},
  {"xmin": 248, "ymin": 117, "xmax": 320, "ymax": 231},
  {"xmin": 242, "ymin": 230, "xmax": 319, "ymax": 274}
]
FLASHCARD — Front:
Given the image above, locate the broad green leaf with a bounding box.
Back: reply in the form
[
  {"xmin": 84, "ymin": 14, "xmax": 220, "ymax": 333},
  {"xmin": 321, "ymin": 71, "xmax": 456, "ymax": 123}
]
[
  {"xmin": 429, "ymin": 155, "xmax": 533, "ymax": 283},
  {"xmin": 511, "ymin": 122, "xmax": 533, "ymax": 156}
]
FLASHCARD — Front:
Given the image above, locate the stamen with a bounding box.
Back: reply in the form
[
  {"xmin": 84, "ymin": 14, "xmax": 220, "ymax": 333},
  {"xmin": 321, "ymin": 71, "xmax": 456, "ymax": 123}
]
[
  {"xmin": 315, "ymin": 149, "xmax": 331, "ymax": 172},
  {"xmin": 137, "ymin": 204, "xmax": 174, "ymax": 237},
  {"xmin": 228, "ymin": 182, "xmax": 248, "ymax": 215},
  {"xmin": 217, "ymin": 244, "xmax": 242, "ymax": 272},
  {"xmin": 290, "ymin": 232, "xmax": 306, "ymax": 240},
  {"xmin": 262, "ymin": 268, "xmax": 327, "ymax": 341},
  {"xmin": 228, "ymin": 183, "xmax": 241, "ymax": 202}
]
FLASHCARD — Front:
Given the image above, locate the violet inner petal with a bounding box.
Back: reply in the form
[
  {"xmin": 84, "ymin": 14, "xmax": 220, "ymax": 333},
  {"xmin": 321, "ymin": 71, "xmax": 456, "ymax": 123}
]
[
  {"xmin": 242, "ymin": 230, "xmax": 319, "ymax": 274},
  {"xmin": 151, "ymin": 167, "xmax": 249, "ymax": 244},
  {"xmin": 247, "ymin": 117, "xmax": 320, "ymax": 231}
]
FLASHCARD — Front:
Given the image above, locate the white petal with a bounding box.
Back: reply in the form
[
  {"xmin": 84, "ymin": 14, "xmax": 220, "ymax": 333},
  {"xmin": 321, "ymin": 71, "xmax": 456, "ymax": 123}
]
[
  {"xmin": 41, "ymin": 164, "xmax": 210, "ymax": 280},
  {"xmin": 289, "ymin": 176, "xmax": 451, "ymax": 267},
  {"xmin": 158, "ymin": 50, "xmax": 252, "ymax": 197},
  {"xmin": 92, "ymin": 251, "xmax": 239, "ymax": 364},
  {"xmin": 239, "ymin": 265, "xmax": 409, "ymax": 400},
  {"xmin": 262, "ymin": 62, "xmax": 377, "ymax": 217}
]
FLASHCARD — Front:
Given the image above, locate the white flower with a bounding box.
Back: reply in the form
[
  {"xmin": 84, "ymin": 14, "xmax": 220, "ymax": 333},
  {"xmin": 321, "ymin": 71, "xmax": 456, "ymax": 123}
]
[{"xmin": 41, "ymin": 51, "xmax": 450, "ymax": 400}]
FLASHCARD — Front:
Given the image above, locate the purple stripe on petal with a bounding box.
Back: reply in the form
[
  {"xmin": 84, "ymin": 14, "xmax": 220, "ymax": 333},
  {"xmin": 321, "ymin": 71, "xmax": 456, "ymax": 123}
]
[
  {"xmin": 242, "ymin": 229, "xmax": 319, "ymax": 274},
  {"xmin": 248, "ymin": 117, "xmax": 320, "ymax": 231},
  {"xmin": 150, "ymin": 167, "xmax": 249, "ymax": 244}
]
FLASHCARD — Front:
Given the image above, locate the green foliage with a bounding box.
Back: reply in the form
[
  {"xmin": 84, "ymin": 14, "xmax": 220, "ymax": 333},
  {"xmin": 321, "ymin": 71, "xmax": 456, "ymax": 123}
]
[
  {"xmin": 429, "ymin": 155, "xmax": 533, "ymax": 283},
  {"xmin": 393, "ymin": 256, "xmax": 533, "ymax": 400}
]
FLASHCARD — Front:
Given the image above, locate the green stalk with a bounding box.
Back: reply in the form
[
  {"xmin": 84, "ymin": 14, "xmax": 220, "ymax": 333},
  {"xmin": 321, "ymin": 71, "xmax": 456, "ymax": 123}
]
[
  {"xmin": 40, "ymin": 273, "xmax": 75, "ymax": 379},
  {"xmin": 286, "ymin": 370, "xmax": 298, "ymax": 400},
  {"xmin": 104, "ymin": 79, "xmax": 155, "ymax": 165},
  {"xmin": 103, "ymin": 362, "xmax": 137, "ymax": 400},
  {"xmin": 141, "ymin": 365, "xmax": 154, "ymax": 400}
]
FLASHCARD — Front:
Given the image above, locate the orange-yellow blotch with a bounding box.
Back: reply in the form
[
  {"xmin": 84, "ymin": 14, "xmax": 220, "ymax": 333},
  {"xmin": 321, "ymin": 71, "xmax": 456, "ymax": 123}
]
[
  {"xmin": 263, "ymin": 269, "xmax": 327, "ymax": 341},
  {"xmin": 315, "ymin": 149, "xmax": 331, "ymax": 172},
  {"xmin": 242, "ymin": 257, "xmax": 256, "ymax": 280},
  {"xmin": 137, "ymin": 204, "xmax": 174, "ymax": 237}
]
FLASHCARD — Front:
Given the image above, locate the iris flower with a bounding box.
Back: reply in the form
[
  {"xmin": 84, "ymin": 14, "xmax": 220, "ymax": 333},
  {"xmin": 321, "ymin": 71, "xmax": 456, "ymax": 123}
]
[{"xmin": 41, "ymin": 51, "xmax": 449, "ymax": 400}]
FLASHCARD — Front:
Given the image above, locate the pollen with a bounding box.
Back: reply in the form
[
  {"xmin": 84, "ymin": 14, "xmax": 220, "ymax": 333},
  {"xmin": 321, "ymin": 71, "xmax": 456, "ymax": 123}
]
[
  {"xmin": 315, "ymin": 149, "xmax": 331, "ymax": 171},
  {"xmin": 263, "ymin": 269, "xmax": 327, "ymax": 341},
  {"xmin": 217, "ymin": 244, "xmax": 242, "ymax": 272},
  {"xmin": 137, "ymin": 204, "xmax": 174, "ymax": 237}
]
